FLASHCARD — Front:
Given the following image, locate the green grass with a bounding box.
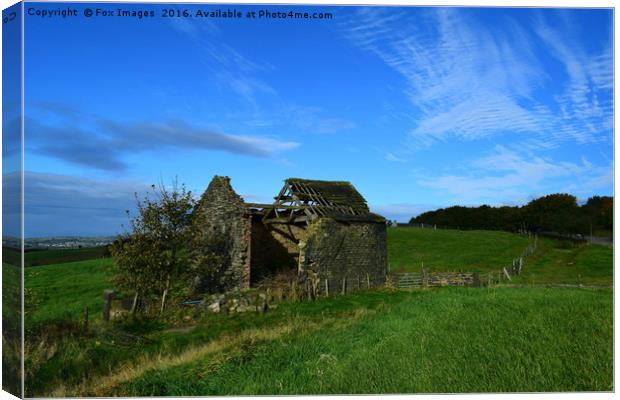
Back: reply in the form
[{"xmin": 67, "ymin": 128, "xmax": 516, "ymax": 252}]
[
  {"xmin": 388, "ymin": 227, "xmax": 530, "ymax": 272},
  {"xmin": 25, "ymin": 258, "xmax": 115, "ymax": 329},
  {"xmin": 2, "ymin": 247, "xmax": 21, "ymax": 267},
  {"xmin": 2, "ymin": 246, "xmax": 107, "ymax": 267},
  {"xmin": 98, "ymin": 287, "xmax": 612, "ymax": 395},
  {"xmin": 2, "ymin": 263, "xmax": 22, "ymax": 396},
  {"xmin": 2, "ymin": 246, "xmax": 110, "ymax": 267},
  {"xmin": 23, "ymin": 227, "xmax": 613, "ymax": 396},
  {"xmin": 25, "ymin": 246, "xmax": 109, "ymax": 267},
  {"xmin": 513, "ymin": 239, "xmax": 613, "ymax": 286},
  {"xmin": 2, "ymin": 263, "xmax": 21, "ymax": 325}
]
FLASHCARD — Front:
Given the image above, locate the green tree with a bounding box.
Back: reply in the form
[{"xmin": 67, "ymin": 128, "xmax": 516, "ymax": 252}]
[
  {"xmin": 582, "ymin": 196, "xmax": 613, "ymax": 233},
  {"xmin": 524, "ymin": 194, "xmax": 581, "ymax": 234},
  {"xmin": 110, "ymin": 234, "xmax": 158, "ymax": 314},
  {"xmin": 112, "ymin": 180, "xmax": 196, "ymax": 314}
]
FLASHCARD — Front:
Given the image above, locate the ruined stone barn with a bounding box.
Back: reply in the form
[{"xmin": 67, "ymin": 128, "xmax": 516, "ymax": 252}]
[{"xmin": 193, "ymin": 176, "xmax": 388, "ymax": 294}]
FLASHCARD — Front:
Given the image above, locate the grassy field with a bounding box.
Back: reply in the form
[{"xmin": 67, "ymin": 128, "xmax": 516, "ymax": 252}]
[
  {"xmin": 388, "ymin": 227, "xmax": 612, "ymax": 286},
  {"xmin": 38, "ymin": 287, "xmax": 612, "ymax": 396},
  {"xmin": 3, "ymin": 246, "xmax": 109, "ymax": 268},
  {"xmin": 21, "ymin": 227, "xmax": 614, "ymax": 396},
  {"xmin": 25, "ymin": 258, "xmax": 115, "ymax": 329},
  {"xmin": 512, "ymin": 238, "xmax": 613, "ymax": 286},
  {"xmin": 3, "ymin": 263, "xmax": 23, "ymax": 396},
  {"xmin": 387, "ymin": 227, "xmax": 531, "ymax": 272},
  {"xmin": 2, "ymin": 263, "xmax": 21, "ymax": 323}
]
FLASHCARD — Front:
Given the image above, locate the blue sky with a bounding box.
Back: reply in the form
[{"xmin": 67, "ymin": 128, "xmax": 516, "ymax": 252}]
[{"xmin": 7, "ymin": 3, "xmax": 614, "ymax": 236}]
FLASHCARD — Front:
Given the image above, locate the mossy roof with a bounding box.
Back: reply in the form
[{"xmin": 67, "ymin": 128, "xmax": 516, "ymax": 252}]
[{"xmin": 283, "ymin": 178, "xmax": 385, "ymax": 223}]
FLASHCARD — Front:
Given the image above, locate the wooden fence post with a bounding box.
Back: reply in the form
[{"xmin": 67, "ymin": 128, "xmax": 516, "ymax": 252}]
[
  {"xmin": 325, "ymin": 279, "xmax": 329, "ymax": 297},
  {"xmin": 341, "ymin": 277, "xmax": 346, "ymax": 295},
  {"xmin": 367, "ymin": 273, "xmax": 371, "ymax": 289},
  {"xmin": 103, "ymin": 289, "xmax": 114, "ymax": 322},
  {"xmin": 503, "ymin": 267, "xmax": 512, "ymax": 281},
  {"xmin": 83, "ymin": 305, "xmax": 89, "ymax": 331},
  {"xmin": 472, "ymin": 272, "xmax": 481, "ymax": 287}
]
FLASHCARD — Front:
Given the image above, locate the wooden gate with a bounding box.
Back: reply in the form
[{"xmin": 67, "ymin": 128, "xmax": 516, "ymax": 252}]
[{"xmin": 396, "ymin": 272, "xmax": 423, "ymax": 289}]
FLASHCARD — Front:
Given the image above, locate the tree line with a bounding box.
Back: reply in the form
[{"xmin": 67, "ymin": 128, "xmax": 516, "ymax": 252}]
[{"xmin": 410, "ymin": 194, "xmax": 613, "ymax": 236}]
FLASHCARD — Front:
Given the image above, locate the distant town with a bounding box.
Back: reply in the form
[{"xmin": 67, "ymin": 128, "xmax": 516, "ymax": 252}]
[{"xmin": 3, "ymin": 236, "xmax": 115, "ymax": 250}]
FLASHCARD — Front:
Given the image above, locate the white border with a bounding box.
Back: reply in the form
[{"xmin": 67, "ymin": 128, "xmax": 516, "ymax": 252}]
[{"xmin": 0, "ymin": 1, "xmax": 616, "ymax": 400}]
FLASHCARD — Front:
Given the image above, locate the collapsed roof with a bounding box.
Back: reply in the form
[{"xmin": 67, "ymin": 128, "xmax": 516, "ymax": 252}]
[{"xmin": 246, "ymin": 178, "xmax": 385, "ymax": 224}]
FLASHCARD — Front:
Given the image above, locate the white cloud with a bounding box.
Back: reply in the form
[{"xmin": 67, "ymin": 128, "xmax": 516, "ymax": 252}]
[
  {"xmin": 343, "ymin": 8, "xmax": 612, "ymax": 149},
  {"xmin": 168, "ymin": 15, "xmax": 274, "ymax": 107},
  {"xmin": 280, "ymin": 105, "xmax": 356, "ymax": 135},
  {"xmin": 419, "ymin": 146, "xmax": 612, "ymax": 204},
  {"xmin": 385, "ymin": 152, "xmax": 405, "ymax": 162}
]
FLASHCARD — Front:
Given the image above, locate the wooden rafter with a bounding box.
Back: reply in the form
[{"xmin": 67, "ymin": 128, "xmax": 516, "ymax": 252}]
[{"xmin": 251, "ymin": 178, "xmax": 383, "ymax": 225}]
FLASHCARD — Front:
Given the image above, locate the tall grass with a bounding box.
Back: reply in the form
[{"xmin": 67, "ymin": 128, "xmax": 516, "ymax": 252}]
[{"xmin": 76, "ymin": 288, "xmax": 612, "ymax": 396}]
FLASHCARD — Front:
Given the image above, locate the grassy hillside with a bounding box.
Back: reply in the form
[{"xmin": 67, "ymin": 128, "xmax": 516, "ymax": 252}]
[
  {"xmin": 2, "ymin": 248, "xmax": 21, "ymax": 267},
  {"xmin": 388, "ymin": 227, "xmax": 530, "ymax": 272},
  {"xmin": 25, "ymin": 246, "xmax": 109, "ymax": 267},
  {"xmin": 388, "ymin": 227, "xmax": 612, "ymax": 286},
  {"xmin": 512, "ymin": 238, "xmax": 613, "ymax": 286},
  {"xmin": 2, "ymin": 263, "xmax": 21, "ymax": 324},
  {"xmin": 25, "ymin": 258, "xmax": 115, "ymax": 329},
  {"xmin": 40, "ymin": 287, "xmax": 612, "ymax": 396},
  {"xmin": 2, "ymin": 246, "xmax": 110, "ymax": 267},
  {"xmin": 23, "ymin": 227, "xmax": 613, "ymax": 396},
  {"xmin": 2, "ymin": 263, "xmax": 22, "ymax": 397}
]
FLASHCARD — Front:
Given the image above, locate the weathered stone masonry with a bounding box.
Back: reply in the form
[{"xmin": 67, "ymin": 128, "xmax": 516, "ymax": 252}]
[
  {"xmin": 193, "ymin": 176, "xmax": 251, "ymax": 291},
  {"xmin": 299, "ymin": 218, "xmax": 387, "ymax": 294},
  {"xmin": 194, "ymin": 176, "xmax": 388, "ymax": 293}
]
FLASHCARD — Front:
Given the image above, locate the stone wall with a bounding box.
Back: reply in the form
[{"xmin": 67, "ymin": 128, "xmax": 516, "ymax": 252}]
[
  {"xmin": 298, "ymin": 218, "xmax": 387, "ymax": 294},
  {"xmin": 193, "ymin": 176, "xmax": 250, "ymax": 291},
  {"xmin": 424, "ymin": 271, "xmax": 480, "ymax": 287},
  {"xmin": 392, "ymin": 271, "xmax": 481, "ymax": 288}
]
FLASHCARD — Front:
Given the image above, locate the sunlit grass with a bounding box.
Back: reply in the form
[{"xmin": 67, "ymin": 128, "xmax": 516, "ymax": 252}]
[{"xmin": 388, "ymin": 227, "xmax": 530, "ymax": 272}]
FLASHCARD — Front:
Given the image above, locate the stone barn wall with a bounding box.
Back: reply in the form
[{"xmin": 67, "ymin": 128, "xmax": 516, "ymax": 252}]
[
  {"xmin": 193, "ymin": 176, "xmax": 250, "ymax": 291},
  {"xmin": 298, "ymin": 218, "xmax": 387, "ymax": 294}
]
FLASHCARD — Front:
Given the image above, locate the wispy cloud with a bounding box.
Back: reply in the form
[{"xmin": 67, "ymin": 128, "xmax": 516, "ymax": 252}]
[
  {"xmin": 168, "ymin": 12, "xmax": 274, "ymax": 107},
  {"xmin": 343, "ymin": 8, "xmax": 612, "ymax": 149},
  {"xmin": 534, "ymin": 15, "xmax": 613, "ymax": 145},
  {"xmin": 385, "ymin": 152, "xmax": 405, "ymax": 162},
  {"xmin": 419, "ymin": 145, "xmax": 612, "ymax": 204},
  {"xmin": 282, "ymin": 105, "xmax": 356, "ymax": 134},
  {"xmin": 27, "ymin": 102, "xmax": 300, "ymax": 172},
  {"xmin": 168, "ymin": 15, "xmax": 355, "ymax": 136}
]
